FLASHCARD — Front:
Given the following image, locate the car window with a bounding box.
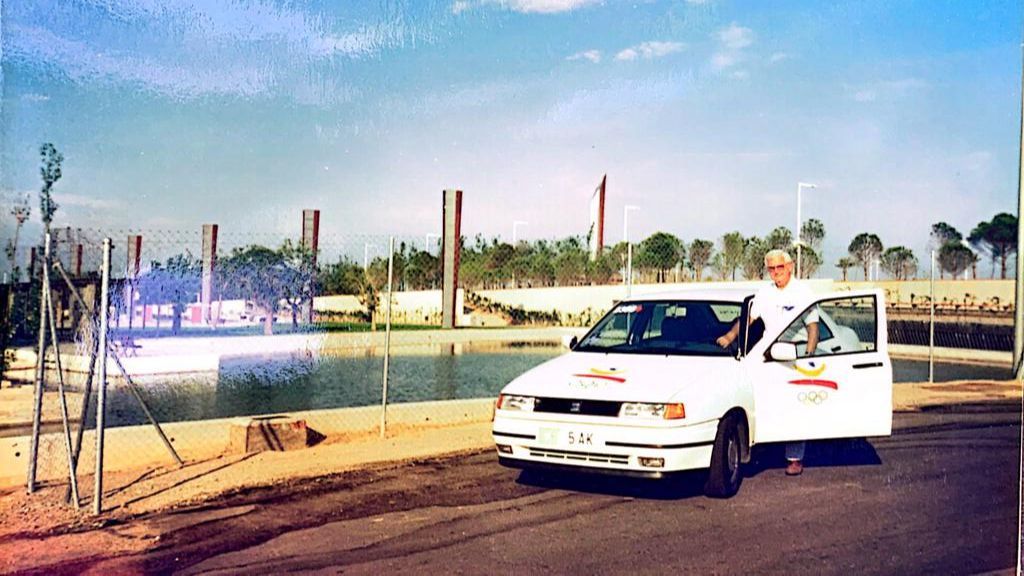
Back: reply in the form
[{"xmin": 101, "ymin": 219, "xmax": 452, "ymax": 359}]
[
  {"xmin": 576, "ymin": 300, "xmax": 740, "ymax": 356},
  {"xmin": 777, "ymin": 295, "xmax": 876, "ymax": 358}
]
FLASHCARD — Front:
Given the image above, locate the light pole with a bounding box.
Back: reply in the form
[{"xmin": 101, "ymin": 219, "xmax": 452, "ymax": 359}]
[
  {"xmin": 424, "ymin": 233, "xmax": 439, "ymax": 254},
  {"xmin": 363, "ymin": 243, "xmax": 378, "ymax": 270},
  {"xmin": 623, "ymin": 205, "xmax": 640, "ymax": 295},
  {"xmin": 796, "ymin": 182, "xmax": 816, "ymax": 279},
  {"xmin": 512, "ymin": 221, "xmax": 528, "ymax": 245}
]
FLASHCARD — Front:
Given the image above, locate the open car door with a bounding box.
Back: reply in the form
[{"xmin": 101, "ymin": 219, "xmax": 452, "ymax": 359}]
[{"xmin": 749, "ymin": 289, "xmax": 893, "ymax": 444}]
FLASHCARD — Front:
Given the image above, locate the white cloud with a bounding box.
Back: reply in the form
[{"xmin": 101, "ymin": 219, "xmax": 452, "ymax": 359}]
[
  {"xmin": 853, "ymin": 90, "xmax": 877, "ymax": 102},
  {"xmin": 57, "ymin": 193, "xmax": 121, "ymax": 211},
  {"xmin": 615, "ymin": 48, "xmax": 638, "ymax": 62},
  {"xmin": 685, "ymin": 0, "xmax": 711, "ymax": 4},
  {"xmin": 614, "ymin": 41, "xmax": 684, "ymax": 62},
  {"xmin": 489, "ymin": 0, "xmax": 602, "ymax": 14},
  {"xmin": 730, "ymin": 69, "xmax": 749, "ymax": 80},
  {"xmin": 710, "ymin": 52, "xmax": 736, "ymax": 69},
  {"xmin": 769, "ymin": 52, "xmax": 789, "ymax": 63},
  {"xmin": 710, "ymin": 22, "xmax": 754, "ymax": 71},
  {"xmin": 847, "ymin": 78, "xmax": 928, "ymax": 103},
  {"xmin": 718, "ymin": 23, "xmax": 753, "ymax": 50},
  {"xmin": 20, "ymin": 93, "xmax": 50, "ymax": 102},
  {"xmin": 567, "ymin": 49, "xmax": 601, "ymax": 63},
  {"xmin": 452, "ymin": 1, "xmax": 472, "ymax": 14},
  {"xmin": 7, "ymin": 24, "xmax": 271, "ymax": 99}
]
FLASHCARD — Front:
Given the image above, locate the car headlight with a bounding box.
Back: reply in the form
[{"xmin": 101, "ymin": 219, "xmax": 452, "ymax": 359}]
[
  {"xmin": 496, "ymin": 394, "xmax": 536, "ymax": 412},
  {"xmin": 619, "ymin": 402, "xmax": 685, "ymax": 420}
]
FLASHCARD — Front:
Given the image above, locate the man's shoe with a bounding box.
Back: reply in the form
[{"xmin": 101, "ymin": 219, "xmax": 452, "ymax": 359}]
[{"xmin": 785, "ymin": 460, "xmax": 803, "ymax": 476}]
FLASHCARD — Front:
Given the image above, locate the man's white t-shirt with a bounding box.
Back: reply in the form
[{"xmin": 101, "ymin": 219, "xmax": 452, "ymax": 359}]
[{"xmin": 750, "ymin": 279, "xmax": 818, "ymax": 334}]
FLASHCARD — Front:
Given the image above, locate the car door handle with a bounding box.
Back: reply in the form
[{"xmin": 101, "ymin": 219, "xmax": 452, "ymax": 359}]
[
  {"xmin": 830, "ymin": 346, "xmax": 842, "ymax": 352},
  {"xmin": 852, "ymin": 362, "xmax": 883, "ymax": 369}
]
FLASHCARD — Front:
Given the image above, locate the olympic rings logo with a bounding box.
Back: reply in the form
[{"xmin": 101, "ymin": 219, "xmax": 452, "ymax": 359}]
[{"xmin": 797, "ymin": 391, "xmax": 829, "ymax": 405}]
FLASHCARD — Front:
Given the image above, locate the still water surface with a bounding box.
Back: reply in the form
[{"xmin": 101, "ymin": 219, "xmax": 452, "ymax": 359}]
[{"xmin": 100, "ymin": 344, "xmax": 1011, "ymax": 427}]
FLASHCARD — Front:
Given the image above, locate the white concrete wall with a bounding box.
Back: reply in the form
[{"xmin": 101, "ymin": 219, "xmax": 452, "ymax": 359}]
[{"xmin": 313, "ymin": 279, "xmax": 1014, "ymax": 325}]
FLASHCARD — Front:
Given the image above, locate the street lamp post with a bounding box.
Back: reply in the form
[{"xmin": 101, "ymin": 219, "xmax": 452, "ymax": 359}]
[
  {"xmin": 623, "ymin": 205, "xmax": 640, "ymax": 296},
  {"xmin": 795, "ymin": 182, "xmax": 817, "ymax": 279},
  {"xmin": 363, "ymin": 243, "xmax": 378, "ymax": 270},
  {"xmin": 424, "ymin": 233, "xmax": 439, "ymax": 254},
  {"xmin": 512, "ymin": 221, "xmax": 528, "ymax": 245}
]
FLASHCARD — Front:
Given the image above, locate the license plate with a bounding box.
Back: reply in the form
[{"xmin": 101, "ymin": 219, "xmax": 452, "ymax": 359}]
[
  {"xmin": 536, "ymin": 428, "xmax": 598, "ymax": 448},
  {"xmin": 567, "ymin": 430, "xmax": 596, "ymax": 447}
]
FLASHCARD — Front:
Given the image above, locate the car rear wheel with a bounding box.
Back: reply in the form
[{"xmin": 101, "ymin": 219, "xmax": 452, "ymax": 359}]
[{"xmin": 704, "ymin": 415, "xmax": 742, "ymax": 498}]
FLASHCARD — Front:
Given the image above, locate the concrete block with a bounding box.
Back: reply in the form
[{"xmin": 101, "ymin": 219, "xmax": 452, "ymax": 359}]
[{"xmin": 229, "ymin": 416, "xmax": 309, "ymax": 454}]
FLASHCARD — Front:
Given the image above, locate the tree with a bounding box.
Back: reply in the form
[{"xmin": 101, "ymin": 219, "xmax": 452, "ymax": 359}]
[
  {"xmin": 742, "ymin": 237, "xmax": 768, "ymax": 280},
  {"xmin": 222, "ymin": 245, "xmax": 289, "ymax": 335},
  {"xmin": 688, "ymin": 239, "xmax": 714, "ymax": 281},
  {"xmin": 39, "ymin": 143, "xmax": 63, "ymax": 238},
  {"xmin": 278, "ymin": 239, "xmax": 316, "ymax": 328},
  {"xmin": 930, "ymin": 222, "xmax": 961, "ymax": 247},
  {"xmin": 5, "ymin": 195, "xmax": 30, "ymax": 279},
  {"xmin": 635, "ymin": 232, "xmax": 686, "ymax": 282},
  {"xmin": 720, "ymin": 232, "xmax": 745, "ymax": 281},
  {"xmin": 929, "ymin": 222, "xmax": 961, "ymax": 279},
  {"xmin": 969, "ymin": 213, "xmax": 1017, "ymax": 279},
  {"xmin": 880, "ymin": 246, "xmax": 918, "ymax": 281},
  {"xmin": 836, "ymin": 257, "xmax": 855, "ymax": 282},
  {"xmin": 765, "ymin": 226, "xmax": 793, "ymax": 251},
  {"xmin": 800, "ymin": 218, "xmax": 826, "ymax": 252},
  {"xmin": 848, "ymin": 233, "xmax": 883, "ymax": 280},
  {"xmin": 404, "ymin": 249, "xmax": 441, "ymax": 290},
  {"xmin": 938, "ymin": 242, "xmax": 975, "ymax": 279},
  {"xmin": 798, "ymin": 246, "xmax": 822, "ymax": 279}
]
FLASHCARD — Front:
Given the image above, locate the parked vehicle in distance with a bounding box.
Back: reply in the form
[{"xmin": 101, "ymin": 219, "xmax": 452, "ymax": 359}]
[{"xmin": 492, "ymin": 287, "xmax": 892, "ymax": 497}]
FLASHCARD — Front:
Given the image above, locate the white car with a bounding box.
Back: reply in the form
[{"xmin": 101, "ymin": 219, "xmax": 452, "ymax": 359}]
[{"xmin": 492, "ymin": 287, "xmax": 892, "ymax": 498}]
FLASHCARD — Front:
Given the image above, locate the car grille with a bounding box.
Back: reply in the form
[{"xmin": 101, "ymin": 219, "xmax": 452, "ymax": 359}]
[
  {"xmin": 533, "ymin": 397, "xmax": 621, "ymax": 417},
  {"xmin": 528, "ymin": 447, "xmax": 630, "ymax": 466}
]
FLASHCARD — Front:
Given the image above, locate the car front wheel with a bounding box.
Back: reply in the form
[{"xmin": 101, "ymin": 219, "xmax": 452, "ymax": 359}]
[{"xmin": 704, "ymin": 415, "xmax": 742, "ymax": 498}]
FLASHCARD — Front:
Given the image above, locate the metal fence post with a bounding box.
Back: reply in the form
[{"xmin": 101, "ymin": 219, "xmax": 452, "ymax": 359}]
[
  {"xmin": 94, "ymin": 238, "xmax": 111, "ymax": 515},
  {"xmin": 27, "ymin": 233, "xmax": 51, "ymax": 494},
  {"xmin": 626, "ymin": 243, "xmax": 633, "ymax": 297},
  {"xmin": 929, "ymin": 250, "xmax": 935, "ymax": 384},
  {"xmin": 380, "ymin": 236, "xmax": 395, "ymax": 439}
]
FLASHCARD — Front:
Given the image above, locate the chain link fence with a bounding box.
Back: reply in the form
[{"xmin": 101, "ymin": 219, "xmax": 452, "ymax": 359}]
[{"xmin": 0, "ymin": 222, "xmax": 1015, "ymax": 503}]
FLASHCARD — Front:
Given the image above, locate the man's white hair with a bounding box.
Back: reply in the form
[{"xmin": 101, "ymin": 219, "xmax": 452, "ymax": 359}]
[{"xmin": 764, "ymin": 249, "xmax": 793, "ymax": 266}]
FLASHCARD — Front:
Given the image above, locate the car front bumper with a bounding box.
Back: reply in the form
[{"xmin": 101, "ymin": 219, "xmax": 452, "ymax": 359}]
[{"xmin": 492, "ymin": 415, "xmax": 719, "ymax": 477}]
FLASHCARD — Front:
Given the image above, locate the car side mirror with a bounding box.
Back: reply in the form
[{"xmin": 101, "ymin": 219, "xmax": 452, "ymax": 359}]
[
  {"xmin": 767, "ymin": 342, "xmax": 798, "ymax": 362},
  {"xmin": 568, "ymin": 336, "xmax": 579, "ymax": 350}
]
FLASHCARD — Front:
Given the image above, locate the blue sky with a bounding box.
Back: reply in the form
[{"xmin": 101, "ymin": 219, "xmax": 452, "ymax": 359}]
[{"xmin": 1, "ymin": 0, "xmax": 1021, "ymax": 277}]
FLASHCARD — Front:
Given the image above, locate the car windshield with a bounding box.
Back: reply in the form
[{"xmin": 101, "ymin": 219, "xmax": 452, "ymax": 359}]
[{"xmin": 575, "ymin": 300, "xmax": 741, "ymax": 356}]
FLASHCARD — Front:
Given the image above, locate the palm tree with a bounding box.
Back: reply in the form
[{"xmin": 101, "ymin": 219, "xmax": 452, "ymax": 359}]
[{"xmin": 836, "ymin": 257, "xmax": 855, "ymax": 282}]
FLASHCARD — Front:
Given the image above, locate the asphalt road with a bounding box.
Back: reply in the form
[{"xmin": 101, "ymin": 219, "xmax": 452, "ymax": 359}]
[{"xmin": 38, "ymin": 403, "xmax": 1024, "ymax": 575}]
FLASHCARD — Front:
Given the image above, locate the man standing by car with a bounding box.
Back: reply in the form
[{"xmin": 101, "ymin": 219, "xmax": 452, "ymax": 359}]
[{"xmin": 716, "ymin": 248, "xmax": 819, "ymax": 476}]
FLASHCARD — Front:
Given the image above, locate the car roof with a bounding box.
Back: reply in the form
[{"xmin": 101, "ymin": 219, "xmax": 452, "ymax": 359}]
[{"xmin": 621, "ymin": 285, "xmax": 759, "ymax": 303}]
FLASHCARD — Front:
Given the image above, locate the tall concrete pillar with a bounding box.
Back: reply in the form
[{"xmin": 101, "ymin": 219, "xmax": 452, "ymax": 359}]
[
  {"xmin": 301, "ymin": 209, "xmax": 320, "ymax": 323},
  {"xmin": 441, "ymin": 189, "xmax": 462, "ymax": 329},
  {"xmin": 201, "ymin": 224, "xmax": 218, "ymax": 326},
  {"xmin": 73, "ymin": 244, "xmax": 83, "ymax": 277},
  {"xmin": 125, "ymin": 235, "xmax": 142, "ymax": 329}
]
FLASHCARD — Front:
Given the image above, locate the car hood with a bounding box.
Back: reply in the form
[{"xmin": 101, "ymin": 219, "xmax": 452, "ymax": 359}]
[{"xmin": 500, "ymin": 350, "xmax": 737, "ymax": 403}]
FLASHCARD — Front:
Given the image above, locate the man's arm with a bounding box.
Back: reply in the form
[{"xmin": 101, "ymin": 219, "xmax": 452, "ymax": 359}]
[
  {"xmin": 805, "ymin": 322, "xmax": 819, "ymax": 355},
  {"xmin": 716, "ymin": 319, "xmax": 741, "ymax": 348}
]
